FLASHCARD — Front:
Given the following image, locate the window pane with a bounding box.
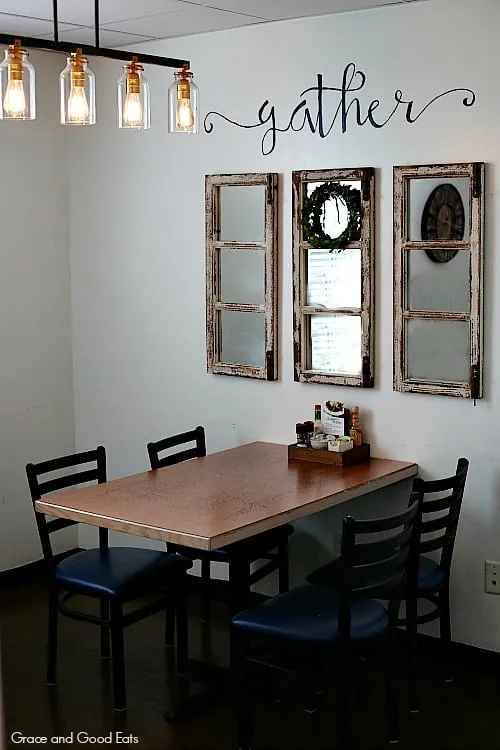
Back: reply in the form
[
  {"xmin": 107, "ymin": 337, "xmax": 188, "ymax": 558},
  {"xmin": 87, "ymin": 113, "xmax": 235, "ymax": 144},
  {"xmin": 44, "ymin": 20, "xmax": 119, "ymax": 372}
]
[
  {"xmin": 219, "ymin": 185, "xmax": 265, "ymax": 242},
  {"xmin": 221, "ymin": 310, "xmax": 265, "ymax": 367},
  {"xmin": 220, "ymin": 248, "xmax": 264, "ymax": 305},
  {"xmin": 407, "ymin": 177, "xmax": 470, "ymax": 241},
  {"xmin": 407, "ymin": 248, "xmax": 469, "ymax": 313},
  {"xmin": 306, "ymin": 247, "xmax": 361, "ymax": 308},
  {"xmin": 406, "ymin": 319, "xmax": 470, "ymax": 382},
  {"xmin": 309, "ymin": 314, "xmax": 361, "ymax": 374}
]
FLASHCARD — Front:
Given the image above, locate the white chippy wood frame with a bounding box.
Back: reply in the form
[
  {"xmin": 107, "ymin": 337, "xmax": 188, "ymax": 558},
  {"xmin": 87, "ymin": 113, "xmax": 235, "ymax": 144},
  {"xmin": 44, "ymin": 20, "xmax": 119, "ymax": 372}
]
[
  {"xmin": 205, "ymin": 172, "xmax": 279, "ymax": 380},
  {"xmin": 393, "ymin": 162, "xmax": 484, "ymax": 399}
]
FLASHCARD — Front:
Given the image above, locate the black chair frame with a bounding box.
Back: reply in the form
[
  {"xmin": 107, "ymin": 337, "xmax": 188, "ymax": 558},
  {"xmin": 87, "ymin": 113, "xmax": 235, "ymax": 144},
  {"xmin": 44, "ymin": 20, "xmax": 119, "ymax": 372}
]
[
  {"xmin": 27, "ymin": 446, "xmax": 188, "ymax": 711},
  {"xmin": 232, "ymin": 493, "xmax": 423, "ymax": 749},
  {"xmin": 147, "ymin": 426, "xmax": 291, "ymax": 620}
]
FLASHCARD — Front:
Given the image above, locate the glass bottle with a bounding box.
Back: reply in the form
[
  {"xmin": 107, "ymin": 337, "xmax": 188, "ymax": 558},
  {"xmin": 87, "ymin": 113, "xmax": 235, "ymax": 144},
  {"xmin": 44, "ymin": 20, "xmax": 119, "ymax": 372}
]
[
  {"xmin": 117, "ymin": 58, "xmax": 150, "ymax": 130},
  {"xmin": 0, "ymin": 40, "xmax": 36, "ymax": 120},
  {"xmin": 60, "ymin": 49, "xmax": 95, "ymax": 125},
  {"xmin": 168, "ymin": 66, "xmax": 199, "ymax": 133},
  {"xmin": 349, "ymin": 406, "xmax": 363, "ymax": 448},
  {"xmin": 313, "ymin": 404, "xmax": 323, "ymax": 435}
]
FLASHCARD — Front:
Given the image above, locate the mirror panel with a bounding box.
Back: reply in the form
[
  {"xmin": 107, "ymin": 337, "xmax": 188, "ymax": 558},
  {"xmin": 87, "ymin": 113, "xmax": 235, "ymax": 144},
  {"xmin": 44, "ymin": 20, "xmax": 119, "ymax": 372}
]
[
  {"xmin": 406, "ymin": 319, "xmax": 470, "ymax": 382},
  {"xmin": 309, "ymin": 314, "xmax": 362, "ymax": 374},
  {"xmin": 407, "ymin": 249, "xmax": 469, "ymax": 313},
  {"xmin": 219, "ymin": 185, "xmax": 265, "ymax": 243},
  {"xmin": 220, "ymin": 248, "xmax": 265, "ymax": 305},
  {"xmin": 306, "ymin": 247, "xmax": 361, "ymax": 308},
  {"xmin": 220, "ymin": 310, "xmax": 265, "ymax": 367},
  {"xmin": 394, "ymin": 162, "xmax": 484, "ymax": 398},
  {"xmin": 292, "ymin": 167, "xmax": 375, "ymax": 387},
  {"xmin": 206, "ymin": 173, "xmax": 278, "ymax": 380},
  {"xmin": 408, "ymin": 177, "xmax": 470, "ymax": 241}
]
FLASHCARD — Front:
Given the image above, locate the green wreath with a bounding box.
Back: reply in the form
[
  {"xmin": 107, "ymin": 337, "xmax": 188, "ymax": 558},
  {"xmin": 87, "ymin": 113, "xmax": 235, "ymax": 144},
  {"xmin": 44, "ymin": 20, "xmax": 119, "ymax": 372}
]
[{"xmin": 301, "ymin": 181, "xmax": 361, "ymax": 251}]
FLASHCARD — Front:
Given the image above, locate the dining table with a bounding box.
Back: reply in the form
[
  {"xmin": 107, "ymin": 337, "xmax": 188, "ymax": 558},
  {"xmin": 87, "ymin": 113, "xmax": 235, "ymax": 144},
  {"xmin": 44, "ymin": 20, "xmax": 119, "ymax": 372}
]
[
  {"xmin": 35, "ymin": 442, "xmax": 417, "ymax": 551},
  {"xmin": 35, "ymin": 441, "xmax": 417, "ymax": 718}
]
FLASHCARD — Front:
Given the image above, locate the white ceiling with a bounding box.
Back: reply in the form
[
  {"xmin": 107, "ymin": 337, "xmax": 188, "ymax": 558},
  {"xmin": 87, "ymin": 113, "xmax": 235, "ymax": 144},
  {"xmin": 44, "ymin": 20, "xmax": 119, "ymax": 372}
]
[{"xmin": 0, "ymin": 0, "xmax": 429, "ymax": 47}]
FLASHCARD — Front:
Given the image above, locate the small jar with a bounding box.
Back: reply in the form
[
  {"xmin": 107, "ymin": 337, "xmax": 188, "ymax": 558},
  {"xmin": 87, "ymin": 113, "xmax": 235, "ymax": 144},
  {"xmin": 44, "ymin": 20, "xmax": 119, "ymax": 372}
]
[
  {"xmin": 304, "ymin": 420, "xmax": 314, "ymax": 447},
  {"xmin": 296, "ymin": 423, "xmax": 307, "ymax": 447}
]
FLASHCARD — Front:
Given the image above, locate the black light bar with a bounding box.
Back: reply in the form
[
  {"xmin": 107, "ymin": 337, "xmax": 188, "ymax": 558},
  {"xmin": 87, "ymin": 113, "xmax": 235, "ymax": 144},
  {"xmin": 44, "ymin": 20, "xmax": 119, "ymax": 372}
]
[{"xmin": 0, "ymin": 0, "xmax": 190, "ymax": 71}]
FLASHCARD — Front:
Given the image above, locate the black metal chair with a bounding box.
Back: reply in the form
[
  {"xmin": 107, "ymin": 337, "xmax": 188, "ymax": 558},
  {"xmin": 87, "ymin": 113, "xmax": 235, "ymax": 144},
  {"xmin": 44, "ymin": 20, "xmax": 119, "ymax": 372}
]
[
  {"xmin": 308, "ymin": 458, "xmax": 469, "ymax": 691},
  {"xmin": 26, "ymin": 446, "xmax": 192, "ymax": 711},
  {"xmin": 231, "ymin": 493, "xmax": 423, "ymax": 748},
  {"xmin": 147, "ymin": 427, "xmax": 294, "ymax": 621}
]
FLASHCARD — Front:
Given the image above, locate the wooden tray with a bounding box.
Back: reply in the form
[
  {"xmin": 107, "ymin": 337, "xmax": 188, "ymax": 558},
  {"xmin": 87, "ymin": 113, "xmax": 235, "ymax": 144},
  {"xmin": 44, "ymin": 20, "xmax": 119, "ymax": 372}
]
[{"xmin": 288, "ymin": 443, "xmax": 370, "ymax": 466}]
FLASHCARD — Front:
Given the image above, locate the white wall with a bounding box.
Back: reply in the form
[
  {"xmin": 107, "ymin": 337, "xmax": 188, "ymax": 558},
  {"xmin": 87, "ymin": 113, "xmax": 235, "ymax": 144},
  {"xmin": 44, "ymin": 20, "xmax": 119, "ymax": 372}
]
[
  {"xmin": 68, "ymin": 0, "xmax": 500, "ymax": 650},
  {"xmin": 0, "ymin": 52, "xmax": 76, "ymax": 570}
]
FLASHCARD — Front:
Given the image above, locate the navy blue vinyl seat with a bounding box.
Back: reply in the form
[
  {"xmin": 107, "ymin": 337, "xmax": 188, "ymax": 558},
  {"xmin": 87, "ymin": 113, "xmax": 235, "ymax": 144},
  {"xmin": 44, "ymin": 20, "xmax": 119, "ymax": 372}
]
[
  {"xmin": 416, "ymin": 556, "xmax": 446, "ymax": 592},
  {"xmin": 232, "ymin": 583, "xmax": 389, "ymax": 645},
  {"xmin": 147, "ymin": 426, "xmax": 294, "ymax": 621},
  {"xmin": 309, "ymin": 553, "xmax": 447, "ymax": 594},
  {"xmin": 26, "ymin": 446, "xmax": 192, "ymax": 712},
  {"xmin": 56, "ymin": 547, "xmax": 190, "ymax": 599},
  {"xmin": 231, "ymin": 494, "xmax": 423, "ymax": 749}
]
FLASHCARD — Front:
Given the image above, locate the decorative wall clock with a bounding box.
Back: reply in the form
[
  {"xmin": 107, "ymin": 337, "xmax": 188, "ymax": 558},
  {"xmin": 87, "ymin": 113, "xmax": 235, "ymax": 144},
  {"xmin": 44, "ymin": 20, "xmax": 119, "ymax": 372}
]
[{"xmin": 421, "ymin": 183, "xmax": 465, "ymax": 263}]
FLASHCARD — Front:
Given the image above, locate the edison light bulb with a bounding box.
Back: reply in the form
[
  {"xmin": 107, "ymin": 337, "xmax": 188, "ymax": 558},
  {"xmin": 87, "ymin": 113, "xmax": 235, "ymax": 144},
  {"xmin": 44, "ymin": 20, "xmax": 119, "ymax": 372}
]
[
  {"xmin": 176, "ymin": 98, "xmax": 194, "ymax": 130},
  {"xmin": 67, "ymin": 85, "xmax": 89, "ymax": 123},
  {"xmin": 123, "ymin": 92, "xmax": 142, "ymax": 127},
  {"xmin": 4, "ymin": 78, "xmax": 25, "ymax": 117}
]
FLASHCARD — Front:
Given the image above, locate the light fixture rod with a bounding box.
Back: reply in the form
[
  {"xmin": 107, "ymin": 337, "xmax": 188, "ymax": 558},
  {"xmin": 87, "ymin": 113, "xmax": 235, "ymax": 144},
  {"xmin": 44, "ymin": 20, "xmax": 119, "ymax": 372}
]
[
  {"xmin": 94, "ymin": 0, "xmax": 100, "ymax": 49},
  {"xmin": 52, "ymin": 0, "xmax": 58, "ymax": 43},
  {"xmin": 0, "ymin": 33, "xmax": 189, "ymax": 70}
]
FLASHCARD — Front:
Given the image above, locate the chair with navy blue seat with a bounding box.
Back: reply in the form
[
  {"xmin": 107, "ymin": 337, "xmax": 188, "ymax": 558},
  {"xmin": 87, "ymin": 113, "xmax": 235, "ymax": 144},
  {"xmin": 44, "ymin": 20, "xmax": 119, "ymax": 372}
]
[
  {"xmin": 26, "ymin": 446, "xmax": 192, "ymax": 711},
  {"xmin": 147, "ymin": 426, "xmax": 294, "ymax": 622},
  {"xmin": 308, "ymin": 458, "xmax": 469, "ymax": 686},
  {"xmin": 231, "ymin": 493, "xmax": 423, "ymax": 749}
]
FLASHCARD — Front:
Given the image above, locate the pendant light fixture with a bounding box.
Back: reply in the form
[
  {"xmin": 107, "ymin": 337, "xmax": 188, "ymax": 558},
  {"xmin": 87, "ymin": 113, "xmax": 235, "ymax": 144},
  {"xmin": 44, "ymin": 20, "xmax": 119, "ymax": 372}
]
[
  {"xmin": 60, "ymin": 48, "xmax": 95, "ymax": 125},
  {"xmin": 117, "ymin": 56, "xmax": 150, "ymax": 130},
  {"xmin": 0, "ymin": 39, "xmax": 35, "ymax": 120},
  {"xmin": 168, "ymin": 65, "xmax": 199, "ymax": 134}
]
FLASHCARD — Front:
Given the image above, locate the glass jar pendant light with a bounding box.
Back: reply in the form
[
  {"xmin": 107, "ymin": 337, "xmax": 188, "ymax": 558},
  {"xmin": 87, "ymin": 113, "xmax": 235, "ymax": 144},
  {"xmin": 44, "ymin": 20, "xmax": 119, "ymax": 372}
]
[
  {"xmin": 0, "ymin": 39, "xmax": 35, "ymax": 120},
  {"xmin": 60, "ymin": 48, "xmax": 95, "ymax": 125},
  {"xmin": 117, "ymin": 57, "xmax": 150, "ymax": 130},
  {"xmin": 168, "ymin": 65, "xmax": 198, "ymax": 133}
]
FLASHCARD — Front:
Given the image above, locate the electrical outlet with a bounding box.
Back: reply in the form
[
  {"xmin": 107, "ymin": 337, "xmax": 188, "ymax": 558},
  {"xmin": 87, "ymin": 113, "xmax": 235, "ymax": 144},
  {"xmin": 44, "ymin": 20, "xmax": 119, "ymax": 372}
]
[{"xmin": 485, "ymin": 561, "xmax": 500, "ymax": 594}]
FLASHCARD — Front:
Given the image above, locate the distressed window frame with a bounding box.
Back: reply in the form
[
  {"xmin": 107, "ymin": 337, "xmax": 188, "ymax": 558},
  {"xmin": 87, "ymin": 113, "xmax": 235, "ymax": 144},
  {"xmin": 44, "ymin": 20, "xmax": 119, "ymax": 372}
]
[
  {"xmin": 292, "ymin": 167, "xmax": 375, "ymax": 387},
  {"xmin": 205, "ymin": 172, "xmax": 279, "ymax": 380},
  {"xmin": 393, "ymin": 162, "xmax": 484, "ymax": 399}
]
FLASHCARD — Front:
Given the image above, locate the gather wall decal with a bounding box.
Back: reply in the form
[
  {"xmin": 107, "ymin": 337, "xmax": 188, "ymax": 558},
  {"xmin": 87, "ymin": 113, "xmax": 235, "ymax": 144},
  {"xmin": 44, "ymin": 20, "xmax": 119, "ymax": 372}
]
[{"xmin": 203, "ymin": 63, "xmax": 476, "ymax": 156}]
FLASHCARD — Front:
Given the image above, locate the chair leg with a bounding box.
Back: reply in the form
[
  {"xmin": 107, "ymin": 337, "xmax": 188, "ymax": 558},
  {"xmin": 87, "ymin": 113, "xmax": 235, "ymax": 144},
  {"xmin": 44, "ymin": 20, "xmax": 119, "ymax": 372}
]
[
  {"xmin": 100, "ymin": 598, "xmax": 110, "ymax": 658},
  {"xmin": 175, "ymin": 588, "xmax": 189, "ymax": 676},
  {"xmin": 439, "ymin": 587, "xmax": 453, "ymax": 683},
  {"xmin": 336, "ymin": 649, "xmax": 352, "ymax": 750},
  {"xmin": 231, "ymin": 628, "xmax": 252, "ymax": 750},
  {"xmin": 406, "ymin": 595, "xmax": 419, "ymax": 714},
  {"xmin": 46, "ymin": 586, "xmax": 58, "ymax": 686},
  {"xmin": 200, "ymin": 557, "xmax": 211, "ymax": 624},
  {"xmin": 110, "ymin": 602, "xmax": 126, "ymax": 711},
  {"xmin": 387, "ymin": 630, "xmax": 400, "ymax": 745},
  {"xmin": 278, "ymin": 541, "xmax": 289, "ymax": 594},
  {"xmin": 165, "ymin": 607, "xmax": 176, "ymax": 647}
]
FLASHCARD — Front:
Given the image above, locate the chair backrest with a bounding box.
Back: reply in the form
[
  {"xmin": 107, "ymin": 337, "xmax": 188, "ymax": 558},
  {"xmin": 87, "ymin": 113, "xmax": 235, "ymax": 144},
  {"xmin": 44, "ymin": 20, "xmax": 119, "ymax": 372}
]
[
  {"xmin": 412, "ymin": 457, "xmax": 468, "ymax": 575},
  {"xmin": 338, "ymin": 491, "xmax": 423, "ymax": 640},
  {"xmin": 147, "ymin": 426, "xmax": 206, "ymax": 469},
  {"xmin": 26, "ymin": 446, "xmax": 107, "ymax": 566}
]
